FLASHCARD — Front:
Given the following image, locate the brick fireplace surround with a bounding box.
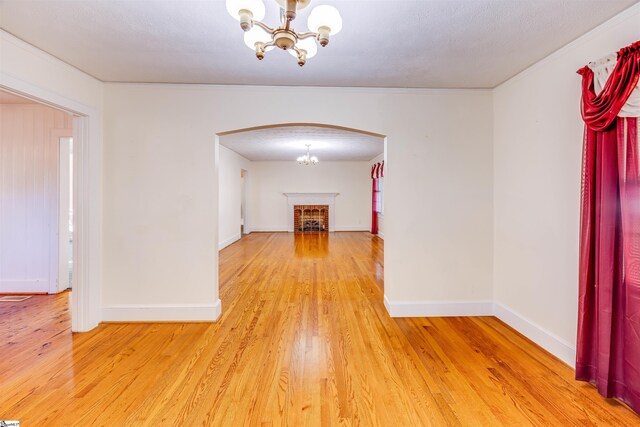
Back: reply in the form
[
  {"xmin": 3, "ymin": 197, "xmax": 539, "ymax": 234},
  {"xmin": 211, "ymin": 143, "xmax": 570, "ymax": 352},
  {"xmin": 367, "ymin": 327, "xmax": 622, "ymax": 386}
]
[
  {"xmin": 294, "ymin": 205, "xmax": 329, "ymax": 232},
  {"xmin": 284, "ymin": 193, "xmax": 338, "ymax": 232}
]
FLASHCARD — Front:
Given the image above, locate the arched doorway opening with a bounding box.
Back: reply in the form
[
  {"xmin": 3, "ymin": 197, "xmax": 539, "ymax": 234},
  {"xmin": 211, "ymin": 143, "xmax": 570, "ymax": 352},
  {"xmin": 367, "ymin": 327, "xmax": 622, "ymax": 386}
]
[{"xmin": 215, "ymin": 122, "xmax": 387, "ymax": 316}]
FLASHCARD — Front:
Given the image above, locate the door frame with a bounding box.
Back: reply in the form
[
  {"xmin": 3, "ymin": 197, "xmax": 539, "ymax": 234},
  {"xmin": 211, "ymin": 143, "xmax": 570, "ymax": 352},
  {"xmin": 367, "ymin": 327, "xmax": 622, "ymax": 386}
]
[
  {"xmin": 1, "ymin": 77, "xmax": 103, "ymax": 332},
  {"xmin": 240, "ymin": 169, "xmax": 248, "ymax": 235},
  {"xmin": 54, "ymin": 134, "xmax": 73, "ymax": 294}
]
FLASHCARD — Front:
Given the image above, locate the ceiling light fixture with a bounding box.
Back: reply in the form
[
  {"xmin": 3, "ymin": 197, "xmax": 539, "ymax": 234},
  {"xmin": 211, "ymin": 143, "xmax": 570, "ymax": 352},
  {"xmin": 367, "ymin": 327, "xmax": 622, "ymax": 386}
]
[
  {"xmin": 297, "ymin": 144, "xmax": 319, "ymax": 165},
  {"xmin": 226, "ymin": 0, "xmax": 342, "ymax": 66}
]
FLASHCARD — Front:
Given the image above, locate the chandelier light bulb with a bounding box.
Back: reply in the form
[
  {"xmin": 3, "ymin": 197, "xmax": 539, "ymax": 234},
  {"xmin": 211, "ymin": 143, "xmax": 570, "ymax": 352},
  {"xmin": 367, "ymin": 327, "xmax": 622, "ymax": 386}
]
[
  {"xmin": 288, "ymin": 36, "xmax": 318, "ymax": 59},
  {"xmin": 307, "ymin": 5, "xmax": 343, "ymax": 35},
  {"xmin": 275, "ymin": 0, "xmax": 311, "ymax": 10},
  {"xmin": 244, "ymin": 26, "xmax": 274, "ymax": 51},
  {"xmin": 226, "ymin": 0, "xmax": 266, "ymax": 22}
]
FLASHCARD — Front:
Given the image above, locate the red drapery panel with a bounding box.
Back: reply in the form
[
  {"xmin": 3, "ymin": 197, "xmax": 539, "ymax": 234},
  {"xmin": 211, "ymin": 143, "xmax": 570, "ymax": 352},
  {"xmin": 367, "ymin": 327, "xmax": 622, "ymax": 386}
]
[
  {"xmin": 371, "ymin": 164, "xmax": 379, "ymax": 234},
  {"xmin": 371, "ymin": 162, "xmax": 384, "ymax": 235},
  {"xmin": 576, "ymin": 40, "xmax": 640, "ymax": 414}
]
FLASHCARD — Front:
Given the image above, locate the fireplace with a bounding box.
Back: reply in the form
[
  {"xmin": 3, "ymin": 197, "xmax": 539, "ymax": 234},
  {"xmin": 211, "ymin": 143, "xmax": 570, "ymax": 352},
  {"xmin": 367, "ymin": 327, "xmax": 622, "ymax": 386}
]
[
  {"xmin": 294, "ymin": 205, "xmax": 329, "ymax": 232},
  {"xmin": 284, "ymin": 193, "xmax": 339, "ymax": 232}
]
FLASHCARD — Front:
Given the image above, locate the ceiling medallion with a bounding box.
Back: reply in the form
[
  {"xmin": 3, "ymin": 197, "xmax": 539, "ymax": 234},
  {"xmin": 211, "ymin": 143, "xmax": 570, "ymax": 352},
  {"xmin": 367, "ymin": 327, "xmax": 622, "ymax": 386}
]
[
  {"xmin": 297, "ymin": 144, "xmax": 319, "ymax": 165},
  {"xmin": 226, "ymin": 0, "xmax": 342, "ymax": 66}
]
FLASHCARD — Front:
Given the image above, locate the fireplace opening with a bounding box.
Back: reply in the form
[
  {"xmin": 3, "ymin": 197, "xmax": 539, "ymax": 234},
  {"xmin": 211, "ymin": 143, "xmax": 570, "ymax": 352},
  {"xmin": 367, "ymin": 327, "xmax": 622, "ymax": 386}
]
[{"xmin": 294, "ymin": 205, "xmax": 329, "ymax": 232}]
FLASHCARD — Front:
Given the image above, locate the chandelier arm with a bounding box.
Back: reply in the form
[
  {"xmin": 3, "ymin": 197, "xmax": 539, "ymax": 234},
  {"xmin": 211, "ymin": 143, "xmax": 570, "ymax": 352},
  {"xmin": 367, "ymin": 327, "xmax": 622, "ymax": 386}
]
[
  {"xmin": 296, "ymin": 32, "xmax": 318, "ymax": 40},
  {"xmin": 253, "ymin": 20, "xmax": 276, "ymax": 34}
]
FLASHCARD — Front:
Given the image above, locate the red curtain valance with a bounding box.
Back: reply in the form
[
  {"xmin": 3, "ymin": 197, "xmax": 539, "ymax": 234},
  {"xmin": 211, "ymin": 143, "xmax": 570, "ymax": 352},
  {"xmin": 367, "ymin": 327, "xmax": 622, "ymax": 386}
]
[
  {"xmin": 371, "ymin": 161, "xmax": 384, "ymax": 179},
  {"xmin": 577, "ymin": 41, "xmax": 640, "ymax": 131}
]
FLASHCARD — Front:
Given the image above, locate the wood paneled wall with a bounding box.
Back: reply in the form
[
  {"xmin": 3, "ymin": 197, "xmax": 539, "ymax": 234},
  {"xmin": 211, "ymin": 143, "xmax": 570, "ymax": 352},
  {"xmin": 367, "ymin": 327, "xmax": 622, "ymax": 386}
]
[{"xmin": 0, "ymin": 104, "xmax": 72, "ymax": 293}]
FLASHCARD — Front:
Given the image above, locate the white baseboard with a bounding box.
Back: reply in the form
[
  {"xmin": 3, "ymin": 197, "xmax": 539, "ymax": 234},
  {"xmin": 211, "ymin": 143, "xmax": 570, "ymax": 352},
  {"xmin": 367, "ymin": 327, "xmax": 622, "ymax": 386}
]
[
  {"xmin": 0, "ymin": 279, "xmax": 49, "ymax": 293},
  {"xmin": 493, "ymin": 302, "xmax": 576, "ymax": 367},
  {"xmin": 384, "ymin": 296, "xmax": 493, "ymax": 317},
  {"xmin": 102, "ymin": 299, "xmax": 222, "ymax": 322},
  {"xmin": 250, "ymin": 226, "xmax": 288, "ymax": 232},
  {"xmin": 249, "ymin": 226, "xmax": 370, "ymax": 233},
  {"xmin": 376, "ymin": 232, "xmax": 384, "ymax": 239},
  {"xmin": 383, "ymin": 296, "xmax": 576, "ymax": 367},
  {"xmin": 218, "ymin": 233, "xmax": 241, "ymax": 250},
  {"xmin": 334, "ymin": 226, "xmax": 371, "ymax": 232}
]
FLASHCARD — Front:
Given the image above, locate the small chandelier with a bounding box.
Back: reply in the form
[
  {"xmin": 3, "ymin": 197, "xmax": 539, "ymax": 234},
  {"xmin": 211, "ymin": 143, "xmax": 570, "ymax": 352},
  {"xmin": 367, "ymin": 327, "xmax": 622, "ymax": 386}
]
[
  {"xmin": 226, "ymin": 0, "xmax": 342, "ymax": 66},
  {"xmin": 297, "ymin": 144, "xmax": 319, "ymax": 165}
]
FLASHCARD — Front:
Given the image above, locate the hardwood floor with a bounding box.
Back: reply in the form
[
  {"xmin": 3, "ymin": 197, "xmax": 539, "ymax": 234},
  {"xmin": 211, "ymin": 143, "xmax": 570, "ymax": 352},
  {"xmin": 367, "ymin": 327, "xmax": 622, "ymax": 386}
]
[{"xmin": 0, "ymin": 232, "xmax": 637, "ymax": 426}]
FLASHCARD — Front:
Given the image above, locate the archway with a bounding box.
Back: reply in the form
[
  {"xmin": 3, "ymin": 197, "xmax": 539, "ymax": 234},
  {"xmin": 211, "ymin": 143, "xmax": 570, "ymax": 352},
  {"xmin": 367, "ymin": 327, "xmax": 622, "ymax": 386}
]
[{"xmin": 215, "ymin": 122, "xmax": 387, "ymax": 316}]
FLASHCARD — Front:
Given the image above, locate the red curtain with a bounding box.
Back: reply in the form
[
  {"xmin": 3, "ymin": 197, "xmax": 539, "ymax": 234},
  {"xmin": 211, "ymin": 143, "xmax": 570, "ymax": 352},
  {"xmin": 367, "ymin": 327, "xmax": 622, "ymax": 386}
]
[
  {"xmin": 576, "ymin": 40, "xmax": 640, "ymax": 414},
  {"xmin": 371, "ymin": 162, "xmax": 384, "ymax": 235},
  {"xmin": 371, "ymin": 164, "xmax": 379, "ymax": 234}
]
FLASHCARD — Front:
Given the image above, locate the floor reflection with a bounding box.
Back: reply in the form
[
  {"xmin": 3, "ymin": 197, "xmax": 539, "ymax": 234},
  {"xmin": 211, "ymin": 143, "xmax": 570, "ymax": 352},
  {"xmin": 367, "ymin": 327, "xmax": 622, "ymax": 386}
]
[{"xmin": 293, "ymin": 231, "xmax": 329, "ymax": 258}]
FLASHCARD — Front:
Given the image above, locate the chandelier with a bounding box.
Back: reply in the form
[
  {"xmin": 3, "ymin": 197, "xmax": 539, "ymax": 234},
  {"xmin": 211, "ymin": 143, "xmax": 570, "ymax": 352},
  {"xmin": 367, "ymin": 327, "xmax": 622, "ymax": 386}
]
[
  {"xmin": 226, "ymin": 0, "xmax": 342, "ymax": 66},
  {"xmin": 297, "ymin": 144, "xmax": 319, "ymax": 165}
]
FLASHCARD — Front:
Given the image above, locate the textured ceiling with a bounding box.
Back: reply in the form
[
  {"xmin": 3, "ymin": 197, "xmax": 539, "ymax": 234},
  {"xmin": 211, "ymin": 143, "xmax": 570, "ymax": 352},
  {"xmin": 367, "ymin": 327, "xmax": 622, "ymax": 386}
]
[
  {"xmin": 0, "ymin": 0, "xmax": 637, "ymax": 88},
  {"xmin": 220, "ymin": 125, "xmax": 384, "ymax": 161}
]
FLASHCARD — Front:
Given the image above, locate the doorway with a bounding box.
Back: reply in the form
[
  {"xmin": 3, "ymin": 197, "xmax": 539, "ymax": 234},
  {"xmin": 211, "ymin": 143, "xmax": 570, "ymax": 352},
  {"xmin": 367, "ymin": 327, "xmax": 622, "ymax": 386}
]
[
  {"xmin": 0, "ymin": 79, "xmax": 101, "ymax": 331},
  {"xmin": 215, "ymin": 122, "xmax": 387, "ymax": 324},
  {"xmin": 58, "ymin": 136, "xmax": 73, "ymax": 292},
  {"xmin": 0, "ymin": 91, "xmax": 73, "ymax": 296},
  {"xmin": 240, "ymin": 169, "xmax": 247, "ymax": 235}
]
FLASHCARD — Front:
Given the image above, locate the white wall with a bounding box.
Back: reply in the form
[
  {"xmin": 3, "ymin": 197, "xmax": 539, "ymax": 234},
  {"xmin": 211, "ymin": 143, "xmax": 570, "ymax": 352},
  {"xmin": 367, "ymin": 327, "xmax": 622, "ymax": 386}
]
[
  {"xmin": 492, "ymin": 4, "xmax": 640, "ymax": 365},
  {"xmin": 104, "ymin": 83, "xmax": 494, "ymax": 319},
  {"xmin": 0, "ymin": 104, "xmax": 72, "ymax": 293},
  {"xmin": 248, "ymin": 161, "xmax": 371, "ymax": 232},
  {"xmin": 218, "ymin": 145, "xmax": 251, "ymax": 249}
]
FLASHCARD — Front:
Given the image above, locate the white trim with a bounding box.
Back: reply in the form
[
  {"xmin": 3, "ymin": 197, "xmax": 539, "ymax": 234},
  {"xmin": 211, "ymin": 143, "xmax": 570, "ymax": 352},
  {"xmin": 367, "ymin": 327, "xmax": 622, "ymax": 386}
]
[
  {"xmin": 0, "ymin": 280, "xmax": 49, "ymax": 293},
  {"xmin": 493, "ymin": 302, "xmax": 576, "ymax": 367},
  {"xmin": 384, "ymin": 294, "xmax": 392, "ymax": 314},
  {"xmin": 384, "ymin": 298, "xmax": 494, "ymax": 317},
  {"xmin": 102, "ymin": 300, "xmax": 222, "ymax": 322},
  {"xmin": 106, "ymin": 81, "xmax": 492, "ymax": 95},
  {"xmin": 54, "ymin": 132, "xmax": 73, "ymax": 294},
  {"xmin": 376, "ymin": 232, "xmax": 384, "ymax": 239},
  {"xmin": 219, "ymin": 233, "xmax": 241, "ymax": 250},
  {"xmin": 334, "ymin": 226, "xmax": 371, "ymax": 232},
  {"xmin": 382, "ymin": 297, "xmax": 576, "ymax": 367},
  {"xmin": 250, "ymin": 226, "xmax": 289, "ymax": 232},
  {"xmin": 71, "ymin": 114, "xmax": 103, "ymax": 332}
]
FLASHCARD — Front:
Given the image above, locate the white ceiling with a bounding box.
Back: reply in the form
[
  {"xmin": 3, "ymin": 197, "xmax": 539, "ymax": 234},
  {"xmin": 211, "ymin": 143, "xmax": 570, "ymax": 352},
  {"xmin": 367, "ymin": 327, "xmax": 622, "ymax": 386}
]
[
  {"xmin": 220, "ymin": 125, "xmax": 384, "ymax": 161},
  {"xmin": 0, "ymin": 0, "xmax": 637, "ymax": 88}
]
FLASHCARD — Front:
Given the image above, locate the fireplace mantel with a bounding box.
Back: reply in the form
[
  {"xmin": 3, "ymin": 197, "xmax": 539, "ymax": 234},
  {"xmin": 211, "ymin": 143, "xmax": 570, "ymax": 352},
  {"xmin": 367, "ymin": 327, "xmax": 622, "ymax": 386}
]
[
  {"xmin": 284, "ymin": 193, "xmax": 339, "ymax": 232},
  {"xmin": 283, "ymin": 192, "xmax": 339, "ymax": 198}
]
